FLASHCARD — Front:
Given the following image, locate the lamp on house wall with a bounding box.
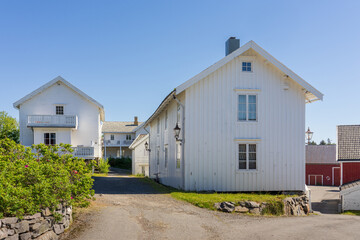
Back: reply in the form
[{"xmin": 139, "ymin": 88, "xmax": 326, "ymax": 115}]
[
  {"xmin": 174, "ymin": 123, "xmax": 181, "ymax": 141},
  {"xmin": 305, "ymin": 127, "xmax": 313, "ymax": 145},
  {"xmin": 144, "ymin": 141, "xmax": 151, "ymax": 152}
]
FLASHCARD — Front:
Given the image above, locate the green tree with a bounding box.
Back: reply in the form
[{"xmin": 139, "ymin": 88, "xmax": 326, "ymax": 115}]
[
  {"xmin": 308, "ymin": 141, "xmax": 317, "ymax": 145},
  {"xmin": 0, "ymin": 111, "xmax": 19, "ymax": 143},
  {"xmin": 319, "ymin": 140, "xmax": 326, "ymax": 145}
]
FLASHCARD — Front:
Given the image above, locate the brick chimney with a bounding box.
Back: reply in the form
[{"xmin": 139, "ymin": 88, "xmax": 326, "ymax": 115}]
[{"xmin": 134, "ymin": 116, "xmax": 138, "ymax": 126}]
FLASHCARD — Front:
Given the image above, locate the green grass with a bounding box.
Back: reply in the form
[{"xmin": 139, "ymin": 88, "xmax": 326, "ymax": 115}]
[
  {"xmin": 91, "ymin": 173, "xmax": 108, "ymax": 177},
  {"xmin": 139, "ymin": 177, "xmax": 287, "ymax": 215},
  {"xmin": 342, "ymin": 210, "xmax": 360, "ymax": 216}
]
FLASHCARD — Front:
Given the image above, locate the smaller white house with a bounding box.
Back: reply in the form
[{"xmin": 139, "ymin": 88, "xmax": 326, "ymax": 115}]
[
  {"xmin": 340, "ymin": 180, "xmax": 360, "ymax": 211},
  {"xmin": 102, "ymin": 118, "xmax": 145, "ymax": 158},
  {"xmin": 13, "ymin": 76, "xmax": 104, "ymax": 159},
  {"xmin": 129, "ymin": 134, "xmax": 149, "ymax": 176}
]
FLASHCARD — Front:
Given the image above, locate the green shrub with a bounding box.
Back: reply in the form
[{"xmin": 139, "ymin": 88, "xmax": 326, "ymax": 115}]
[
  {"xmin": 108, "ymin": 156, "xmax": 132, "ymax": 170},
  {"xmin": 0, "ymin": 138, "xmax": 94, "ymax": 218},
  {"xmin": 97, "ymin": 158, "xmax": 110, "ymax": 173},
  {"xmin": 261, "ymin": 201, "xmax": 284, "ymax": 216}
]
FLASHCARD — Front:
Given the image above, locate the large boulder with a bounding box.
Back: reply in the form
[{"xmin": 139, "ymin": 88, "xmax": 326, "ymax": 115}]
[{"xmin": 214, "ymin": 202, "xmax": 235, "ymax": 213}]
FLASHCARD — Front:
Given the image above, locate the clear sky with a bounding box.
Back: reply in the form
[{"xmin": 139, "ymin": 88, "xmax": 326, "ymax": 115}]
[{"xmin": 0, "ymin": 0, "xmax": 359, "ymax": 144}]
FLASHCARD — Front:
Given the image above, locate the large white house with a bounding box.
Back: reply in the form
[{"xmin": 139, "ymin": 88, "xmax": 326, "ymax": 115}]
[
  {"xmin": 144, "ymin": 38, "xmax": 323, "ymax": 192},
  {"xmin": 13, "ymin": 76, "xmax": 104, "ymax": 159},
  {"xmin": 102, "ymin": 118, "xmax": 145, "ymax": 158}
]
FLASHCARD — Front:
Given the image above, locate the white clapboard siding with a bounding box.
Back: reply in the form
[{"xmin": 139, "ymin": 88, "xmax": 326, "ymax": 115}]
[{"xmin": 184, "ymin": 52, "xmax": 305, "ymax": 191}]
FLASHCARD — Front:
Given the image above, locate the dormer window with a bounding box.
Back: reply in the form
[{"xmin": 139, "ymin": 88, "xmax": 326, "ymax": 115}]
[
  {"xmin": 242, "ymin": 62, "xmax": 252, "ymax": 72},
  {"xmin": 56, "ymin": 106, "xmax": 64, "ymax": 115}
]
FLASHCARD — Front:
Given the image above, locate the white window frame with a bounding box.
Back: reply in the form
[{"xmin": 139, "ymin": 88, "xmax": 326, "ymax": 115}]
[
  {"xmin": 242, "ymin": 61, "xmax": 253, "ymax": 72},
  {"xmin": 237, "ymin": 94, "xmax": 258, "ymax": 122},
  {"xmin": 176, "ymin": 142, "xmax": 181, "ymax": 169},
  {"xmin": 164, "ymin": 144, "xmax": 168, "ymax": 168},
  {"xmin": 235, "ymin": 140, "xmax": 259, "ymax": 172},
  {"xmin": 55, "ymin": 105, "xmax": 64, "ymax": 115},
  {"xmin": 44, "ymin": 132, "xmax": 56, "ymax": 145}
]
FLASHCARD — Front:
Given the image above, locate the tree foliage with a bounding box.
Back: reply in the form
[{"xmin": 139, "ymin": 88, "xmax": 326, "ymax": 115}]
[{"xmin": 0, "ymin": 111, "xmax": 19, "ymax": 143}]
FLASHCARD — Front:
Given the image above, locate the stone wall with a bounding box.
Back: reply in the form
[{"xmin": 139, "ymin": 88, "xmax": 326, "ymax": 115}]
[
  {"xmin": 0, "ymin": 204, "xmax": 72, "ymax": 240},
  {"xmin": 214, "ymin": 195, "xmax": 310, "ymax": 216}
]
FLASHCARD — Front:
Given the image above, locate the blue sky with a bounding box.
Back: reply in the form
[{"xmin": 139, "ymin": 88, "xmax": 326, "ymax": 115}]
[{"xmin": 0, "ymin": 0, "xmax": 359, "ymax": 144}]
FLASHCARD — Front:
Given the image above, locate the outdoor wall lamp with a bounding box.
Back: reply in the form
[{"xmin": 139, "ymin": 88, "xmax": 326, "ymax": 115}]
[
  {"xmin": 174, "ymin": 122, "xmax": 182, "ymax": 142},
  {"xmin": 144, "ymin": 141, "xmax": 151, "ymax": 152},
  {"xmin": 305, "ymin": 127, "xmax": 313, "ymax": 145}
]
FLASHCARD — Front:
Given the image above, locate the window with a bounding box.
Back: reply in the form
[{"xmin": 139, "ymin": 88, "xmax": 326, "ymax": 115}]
[
  {"xmin": 110, "ymin": 135, "xmax": 114, "ymax": 140},
  {"xmin": 157, "ymin": 118, "xmax": 160, "ymax": 134},
  {"xmin": 242, "ymin": 62, "xmax": 252, "ymax": 72},
  {"xmin": 176, "ymin": 142, "xmax": 181, "ymax": 169},
  {"xmin": 238, "ymin": 144, "xmax": 257, "ymax": 170},
  {"xmin": 164, "ymin": 145, "xmax": 168, "ymax": 168},
  {"xmin": 126, "ymin": 134, "xmax": 132, "ymax": 140},
  {"xmin": 156, "ymin": 147, "xmax": 160, "ymax": 165},
  {"xmin": 56, "ymin": 106, "xmax": 64, "ymax": 115},
  {"xmin": 165, "ymin": 110, "xmax": 168, "ymax": 130},
  {"xmin": 44, "ymin": 133, "xmax": 56, "ymax": 145},
  {"xmin": 238, "ymin": 95, "xmax": 257, "ymax": 121}
]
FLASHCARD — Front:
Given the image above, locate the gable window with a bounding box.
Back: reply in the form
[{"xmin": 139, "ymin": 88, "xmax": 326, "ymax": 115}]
[
  {"xmin": 56, "ymin": 106, "xmax": 64, "ymax": 115},
  {"xmin": 242, "ymin": 62, "xmax": 252, "ymax": 72},
  {"xmin": 157, "ymin": 118, "xmax": 160, "ymax": 134},
  {"xmin": 165, "ymin": 110, "xmax": 168, "ymax": 130},
  {"xmin": 238, "ymin": 144, "xmax": 257, "ymax": 170},
  {"xmin": 126, "ymin": 134, "xmax": 132, "ymax": 140},
  {"xmin": 238, "ymin": 94, "xmax": 257, "ymax": 121},
  {"xmin": 110, "ymin": 134, "xmax": 114, "ymax": 140},
  {"xmin": 44, "ymin": 133, "xmax": 56, "ymax": 145},
  {"xmin": 176, "ymin": 142, "xmax": 181, "ymax": 169},
  {"xmin": 164, "ymin": 145, "xmax": 168, "ymax": 168}
]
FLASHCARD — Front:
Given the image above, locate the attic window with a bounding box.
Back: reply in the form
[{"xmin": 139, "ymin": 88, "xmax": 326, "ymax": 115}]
[
  {"xmin": 242, "ymin": 62, "xmax": 252, "ymax": 72},
  {"xmin": 56, "ymin": 106, "xmax": 64, "ymax": 115}
]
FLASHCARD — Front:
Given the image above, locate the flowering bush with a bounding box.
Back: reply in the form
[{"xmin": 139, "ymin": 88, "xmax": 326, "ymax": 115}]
[{"xmin": 0, "ymin": 138, "xmax": 94, "ymax": 218}]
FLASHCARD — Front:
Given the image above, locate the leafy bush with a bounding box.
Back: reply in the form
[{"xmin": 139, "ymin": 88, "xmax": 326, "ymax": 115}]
[
  {"xmin": 108, "ymin": 156, "xmax": 132, "ymax": 170},
  {"xmin": 97, "ymin": 158, "xmax": 110, "ymax": 173},
  {"xmin": 0, "ymin": 138, "xmax": 94, "ymax": 218}
]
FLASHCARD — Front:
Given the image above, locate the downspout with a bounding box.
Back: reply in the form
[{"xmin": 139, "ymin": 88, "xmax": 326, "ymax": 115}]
[{"xmin": 173, "ymin": 94, "xmax": 185, "ymax": 190}]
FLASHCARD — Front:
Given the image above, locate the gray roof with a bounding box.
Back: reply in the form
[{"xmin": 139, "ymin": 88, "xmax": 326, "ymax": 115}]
[
  {"xmin": 337, "ymin": 125, "xmax": 360, "ymax": 161},
  {"xmin": 306, "ymin": 145, "xmax": 337, "ymax": 164},
  {"xmin": 102, "ymin": 121, "xmax": 143, "ymax": 133},
  {"xmin": 340, "ymin": 179, "xmax": 360, "ymax": 191}
]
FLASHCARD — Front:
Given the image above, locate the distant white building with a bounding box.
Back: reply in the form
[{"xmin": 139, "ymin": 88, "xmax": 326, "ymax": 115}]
[
  {"xmin": 144, "ymin": 38, "xmax": 323, "ymax": 191},
  {"xmin": 13, "ymin": 76, "xmax": 104, "ymax": 159},
  {"xmin": 102, "ymin": 118, "xmax": 146, "ymax": 158},
  {"xmin": 129, "ymin": 134, "xmax": 149, "ymax": 176}
]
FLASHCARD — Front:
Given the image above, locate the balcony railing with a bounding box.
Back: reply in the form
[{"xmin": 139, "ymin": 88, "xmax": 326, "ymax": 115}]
[
  {"xmin": 72, "ymin": 146, "xmax": 94, "ymax": 158},
  {"xmin": 103, "ymin": 140, "xmax": 134, "ymax": 146},
  {"xmin": 27, "ymin": 115, "xmax": 78, "ymax": 128}
]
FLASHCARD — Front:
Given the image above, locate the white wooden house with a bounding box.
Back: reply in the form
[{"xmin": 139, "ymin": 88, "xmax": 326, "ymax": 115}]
[
  {"xmin": 144, "ymin": 38, "xmax": 323, "ymax": 192},
  {"xmin": 102, "ymin": 118, "xmax": 146, "ymax": 158},
  {"xmin": 129, "ymin": 134, "xmax": 149, "ymax": 176},
  {"xmin": 13, "ymin": 76, "xmax": 104, "ymax": 159}
]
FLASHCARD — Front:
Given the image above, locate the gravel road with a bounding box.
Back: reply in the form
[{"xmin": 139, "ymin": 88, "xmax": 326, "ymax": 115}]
[{"xmin": 62, "ymin": 169, "xmax": 360, "ymax": 240}]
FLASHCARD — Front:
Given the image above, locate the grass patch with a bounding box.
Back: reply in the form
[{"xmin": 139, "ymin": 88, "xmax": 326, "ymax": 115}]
[
  {"xmin": 342, "ymin": 210, "xmax": 360, "ymax": 216},
  {"xmin": 91, "ymin": 173, "xmax": 108, "ymax": 177},
  {"xmin": 139, "ymin": 177, "xmax": 287, "ymax": 215}
]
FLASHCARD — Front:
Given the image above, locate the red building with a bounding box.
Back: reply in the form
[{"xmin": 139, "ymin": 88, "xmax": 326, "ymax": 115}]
[
  {"xmin": 337, "ymin": 125, "xmax": 360, "ymax": 185},
  {"xmin": 306, "ymin": 145, "xmax": 340, "ymax": 186}
]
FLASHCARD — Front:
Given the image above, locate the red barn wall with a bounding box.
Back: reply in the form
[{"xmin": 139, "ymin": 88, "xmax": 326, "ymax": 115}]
[
  {"xmin": 306, "ymin": 164, "xmax": 341, "ymax": 186},
  {"xmin": 342, "ymin": 162, "xmax": 360, "ymax": 184}
]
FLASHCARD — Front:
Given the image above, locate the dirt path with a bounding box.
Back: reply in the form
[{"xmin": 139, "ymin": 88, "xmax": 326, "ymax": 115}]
[{"xmin": 62, "ymin": 169, "xmax": 360, "ymax": 240}]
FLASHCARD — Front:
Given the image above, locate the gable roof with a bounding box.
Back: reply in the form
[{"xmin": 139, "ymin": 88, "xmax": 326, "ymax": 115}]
[
  {"xmin": 176, "ymin": 40, "xmax": 323, "ymax": 102},
  {"xmin": 129, "ymin": 134, "xmax": 148, "ymax": 150},
  {"xmin": 102, "ymin": 121, "xmax": 143, "ymax": 133},
  {"xmin": 13, "ymin": 76, "xmax": 105, "ymax": 121},
  {"xmin": 337, "ymin": 125, "xmax": 360, "ymax": 161}
]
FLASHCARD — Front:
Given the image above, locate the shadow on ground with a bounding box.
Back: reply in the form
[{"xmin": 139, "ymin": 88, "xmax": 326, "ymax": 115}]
[
  {"xmin": 310, "ymin": 186, "xmax": 340, "ymax": 214},
  {"xmin": 92, "ymin": 168, "xmax": 161, "ymax": 195}
]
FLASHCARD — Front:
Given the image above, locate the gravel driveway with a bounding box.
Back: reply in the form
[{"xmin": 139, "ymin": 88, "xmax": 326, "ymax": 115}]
[{"xmin": 63, "ymin": 169, "xmax": 360, "ymax": 240}]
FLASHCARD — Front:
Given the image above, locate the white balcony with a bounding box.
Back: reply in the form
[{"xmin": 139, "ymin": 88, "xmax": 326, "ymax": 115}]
[
  {"xmin": 103, "ymin": 139, "xmax": 134, "ymax": 147},
  {"xmin": 27, "ymin": 115, "xmax": 78, "ymax": 128},
  {"xmin": 72, "ymin": 146, "xmax": 95, "ymax": 159}
]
